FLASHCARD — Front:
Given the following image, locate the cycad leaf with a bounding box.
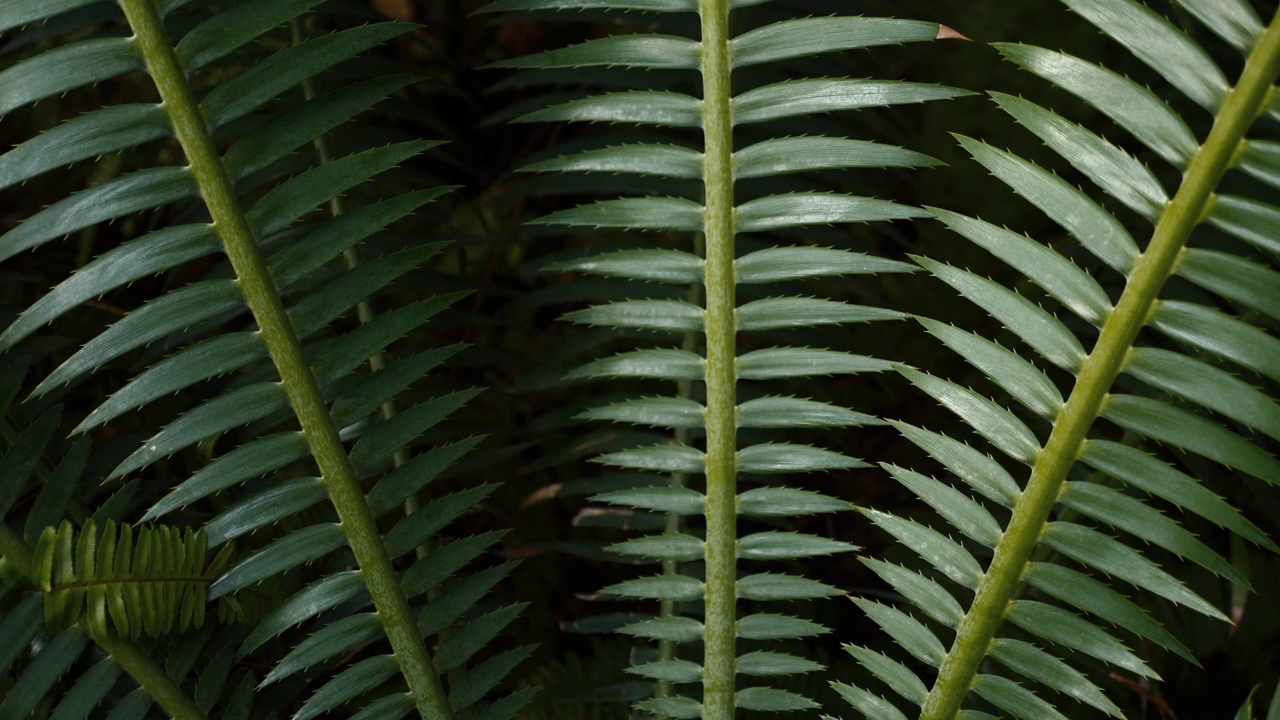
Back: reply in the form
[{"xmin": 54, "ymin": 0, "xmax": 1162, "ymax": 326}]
[
  {"xmin": 731, "ymin": 17, "xmax": 939, "ymax": 68},
  {"xmin": 535, "ymin": 197, "xmax": 704, "ymax": 231},
  {"xmin": 860, "ymin": 508, "xmax": 983, "ymax": 588},
  {"xmin": 736, "ymin": 193, "xmax": 927, "ymax": 232},
  {"xmin": 844, "ymin": 644, "xmax": 927, "ymax": 704},
  {"xmin": 987, "ymin": 92, "xmax": 1166, "ymax": 219},
  {"xmin": 993, "ymin": 43, "xmax": 1198, "ymax": 165},
  {"xmin": 971, "ymin": 674, "xmax": 1068, "ymax": 720},
  {"xmin": 735, "ymin": 137, "xmax": 939, "ymax": 179},
  {"xmin": 1042, "ymin": 522, "xmax": 1226, "ymax": 619},
  {"xmin": 854, "ymin": 598, "xmax": 946, "ymax": 667},
  {"xmin": 898, "ymin": 367, "xmax": 1041, "ymax": 464},
  {"xmin": 1005, "ymin": 600, "xmax": 1156, "ymax": 677},
  {"xmin": 735, "ymin": 246, "xmax": 915, "ymax": 282},
  {"xmin": 733, "ymin": 79, "xmax": 969, "ymax": 125},
  {"xmin": 491, "ymin": 35, "xmax": 699, "ymax": 69},
  {"xmin": 918, "ymin": 317, "xmax": 1062, "ymax": 419},
  {"xmin": 209, "ymin": 524, "xmax": 347, "ymax": 600},
  {"xmin": 293, "ymin": 655, "xmax": 399, "ymax": 720},
  {"xmin": 1125, "ymin": 346, "xmax": 1280, "ymax": 440},
  {"xmin": 0, "ymin": 38, "xmax": 140, "ymax": 117},
  {"xmin": 174, "ymin": 0, "xmax": 326, "ymax": 71},
  {"xmin": 1063, "ymin": 0, "xmax": 1226, "ymax": 110},
  {"xmin": 526, "ymin": 144, "xmax": 702, "ymax": 179},
  {"xmin": 547, "ymin": 249, "xmax": 703, "ymax": 283},
  {"xmin": 915, "ymin": 257, "xmax": 1085, "ymax": 371},
  {"xmin": 517, "ymin": 91, "xmax": 702, "ymax": 127}
]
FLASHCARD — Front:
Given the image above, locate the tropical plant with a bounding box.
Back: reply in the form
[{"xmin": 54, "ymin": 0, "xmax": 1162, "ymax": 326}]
[{"xmin": 0, "ymin": 0, "xmax": 1277, "ymax": 719}]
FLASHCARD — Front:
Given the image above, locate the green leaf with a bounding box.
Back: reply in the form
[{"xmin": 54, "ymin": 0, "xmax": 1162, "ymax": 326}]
[
  {"xmin": 733, "ymin": 78, "xmax": 968, "ymax": 125},
  {"xmin": 738, "ymin": 298, "xmax": 903, "ymax": 330},
  {"xmin": 957, "ymin": 129, "xmax": 1144, "ymax": 269},
  {"xmin": 844, "ymin": 644, "xmax": 926, "ymax": 704},
  {"xmin": 35, "ymin": 280, "xmax": 244, "ymax": 396},
  {"xmin": 1042, "ymin": 522, "xmax": 1227, "ymax": 619},
  {"xmin": 739, "ymin": 613, "xmax": 827, "ymax": 640},
  {"xmin": 76, "ymin": 332, "xmax": 265, "ymax": 433},
  {"xmin": 993, "ymin": 43, "xmax": 1197, "ymax": 165},
  {"xmin": 205, "ymin": 477, "xmax": 328, "ymax": 546},
  {"xmin": 202, "ymin": 23, "xmax": 416, "ymax": 127},
  {"xmin": 1023, "ymin": 562, "xmax": 1194, "ymax": 662},
  {"xmin": 262, "ymin": 613, "xmax": 381, "ymax": 686},
  {"xmin": 435, "ymin": 603, "xmax": 526, "ymax": 671},
  {"xmin": 735, "ymin": 246, "xmax": 915, "ymax": 283},
  {"xmin": 333, "ymin": 345, "xmax": 468, "ymax": 424},
  {"xmin": 1005, "ymin": 600, "xmax": 1156, "ymax": 678},
  {"xmin": 737, "ymin": 487, "xmax": 851, "ymax": 516},
  {"xmin": 175, "ymin": 0, "xmax": 327, "ymax": 71},
  {"xmin": 1174, "ymin": 0, "xmax": 1261, "ymax": 51},
  {"xmin": 568, "ymin": 349, "xmax": 704, "ymax": 381},
  {"xmin": 491, "ymin": 34, "xmax": 699, "ymax": 69},
  {"xmin": 991, "ymin": 637, "xmax": 1123, "ymax": 717},
  {"xmin": 0, "ymin": 0, "xmax": 103, "ymax": 34},
  {"xmin": 144, "ymin": 432, "xmax": 309, "ymax": 521},
  {"xmin": 1177, "ymin": 248, "xmax": 1280, "ymax": 322},
  {"xmin": 593, "ymin": 486, "xmax": 705, "ymax": 515},
  {"xmin": 450, "ymin": 649, "xmax": 535, "ymax": 714},
  {"xmin": 24, "ymin": 439, "xmax": 88, "ymax": 544},
  {"xmin": 527, "ymin": 144, "xmax": 702, "ymax": 179},
  {"xmin": 209, "ymin": 523, "xmax": 347, "ymax": 600},
  {"xmin": 0, "ymin": 167, "xmax": 196, "ymax": 264},
  {"xmin": 517, "ymin": 91, "xmax": 702, "ymax": 127},
  {"xmin": 239, "ymin": 571, "xmax": 363, "ymax": 657},
  {"xmin": 476, "ymin": 0, "xmax": 695, "ymax": 10},
  {"xmin": 1205, "ymin": 195, "xmax": 1280, "ymax": 255},
  {"xmin": 738, "ymin": 532, "xmax": 852, "ymax": 560},
  {"xmin": 1102, "ymin": 394, "xmax": 1280, "ymax": 484},
  {"xmin": 971, "ymin": 674, "xmax": 1068, "ymax": 720},
  {"xmin": 928, "ymin": 207, "xmax": 1113, "ymax": 324},
  {"xmin": 580, "ymin": 397, "xmax": 705, "ymax": 429},
  {"xmin": 110, "ymin": 382, "xmax": 288, "ymax": 480},
  {"xmin": 0, "ymin": 627, "xmax": 89, "ymax": 720},
  {"xmin": 368, "ymin": 437, "xmax": 484, "ymax": 517},
  {"xmin": 536, "ymin": 197, "xmax": 703, "ymax": 231},
  {"xmin": 735, "ymin": 137, "xmax": 939, "ymax": 179},
  {"xmin": 883, "ymin": 463, "xmax": 1002, "ymax": 547},
  {"xmin": 1060, "ymin": 482, "xmax": 1240, "ymax": 582},
  {"xmin": 860, "ymin": 508, "xmax": 983, "ymax": 588},
  {"xmin": 987, "ymin": 93, "xmax": 1166, "ymax": 219},
  {"xmin": 50, "ymin": 656, "xmax": 122, "ymax": 720},
  {"xmin": 861, "ymin": 557, "xmax": 963, "ymax": 627},
  {"xmin": 737, "ymin": 651, "xmax": 821, "ymax": 676},
  {"xmin": 621, "ymin": 616, "xmax": 704, "ymax": 642},
  {"xmin": 832, "ymin": 683, "xmax": 909, "ymax": 720},
  {"xmin": 734, "ymin": 687, "xmax": 817, "ymax": 711},
  {"xmin": 1125, "ymin": 347, "xmax": 1280, "ymax": 441},
  {"xmin": 737, "ymin": 348, "xmax": 890, "ymax": 379},
  {"xmin": 546, "ymin": 248, "xmax": 703, "ymax": 282},
  {"xmin": 224, "ymin": 77, "xmax": 422, "ymax": 180},
  {"xmin": 0, "ymin": 104, "xmax": 169, "ymax": 192},
  {"xmin": 628, "ymin": 659, "xmax": 702, "ymax": 683},
  {"xmin": 738, "ymin": 573, "xmax": 843, "ymax": 600},
  {"xmin": 1151, "ymin": 300, "xmax": 1280, "ymax": 383},
  {"xmin": 637, "ymin": 696, "xmax": 702, "ymax": 719},
  {"xmin": 898, "ymin": 367, "xmax": 1041, "ymax": 464},
  {"xmin": 351, "ymin": 389, "xmax": 483, "ymax": 472},
  {"xmin": 1063, "ymin": 0, "xmax": 1226, "ymax": 111},
  {"xmin": 403, "ymin": 531, "xmax": 506, "ymax": 599},
  {"xmin": 294, "ymin": 654, "xmax": 399, "ymax": 720},
  {"xmin": 738, "ymin": 396, "xmax": 879, "ymax": 428},
  {"xmin": 854, "ymin": 598, "xmax": 946, "ymax": 667},
  {"xmin": 606, "ymin": 532, "xmax": 701, "ymax": 561},
  {"xmin": 732, "ymin": 17, "xmax": 938, "ymax": 67},
  {"xmin": 384, "ymin": 485, "xmax": 498, "ymax": 559},
  {"xmin": 890, "ymin": 421, "xmax": 1020, "ymax": 506},
  {"xmin": 0, "ymin": 38, "xmax": 140, "ymax": 117},
  {"xmin": 738, "ymin": 442, "xmax": 866, "ymax": 473},
  {"xmin": 918, "ymin": 317, "xmax": 1062, "ymax": 419},
  {"xmin": 736, "ymin": 193, "xmax": 928, "ymax": 232},
  {"xmin": 564, "ymin": 299, "xmax": 703, "ymax": 332},
  {"xmin": 601, "ymin": 574, "xmax": 704, "ymax": 601},
  {"xmin": 0, "ymin": 407, "xmax": 60, "ymax": 517},
  {"xmin": 1080, "ymin": 439, "xmax": 1276, "ymax": 552},
  {"xmin": 915, "ymin": 257, "xmax": 1086, "ymax": 372}
]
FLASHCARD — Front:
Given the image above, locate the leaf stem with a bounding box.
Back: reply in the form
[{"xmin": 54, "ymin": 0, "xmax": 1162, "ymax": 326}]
[
  {"xmin": 91, "ymin": 629, "xmax": 207, "ymax": 720},
  {"xmin": 117, "ymin": 2, "xmax": 453, "ymax": 718},
  {"xmin": 699, "ymin": 0, "xmax": 737, "ymax": 716},
  {"xmin": 921, "ymin": 9, "xmax": 1280, "ymax": 720}
]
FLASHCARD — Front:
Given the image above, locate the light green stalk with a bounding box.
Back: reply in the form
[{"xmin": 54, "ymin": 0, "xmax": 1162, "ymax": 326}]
[
  {"xmin": 698, "ymin": 0, "xmax": 737, "ymax": 717},
  {"xmin": 920, "ymin": 9, "xmax": 1280, "ymax": 720},
  {"xmin": 118, "ymin": 2, "xmax": 453, "ymax": 717}
]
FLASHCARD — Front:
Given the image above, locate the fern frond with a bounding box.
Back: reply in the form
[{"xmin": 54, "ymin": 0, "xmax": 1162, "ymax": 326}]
[
  {"xmin": 842, "ymin": 1, "xmax": 1280, "ymax": 718},
  {"xmin": 0, "ymin": 1, "xmax": 517, "ymax": 717},
  {"xmin": 493, "ymin": 0, "xmax": 969, "ymax": 715}
]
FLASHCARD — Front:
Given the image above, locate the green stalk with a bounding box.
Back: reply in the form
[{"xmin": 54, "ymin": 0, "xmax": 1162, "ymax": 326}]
[
  {"xmin": 920, "ymin": 9, "xmax": 1280, "ymax": 720},
  {"xmin": 698, "ymin": 0, "xmax": 737, "ymax": 717},
  {"xmin": 118, "ymin": 2, "xmax": 453, "ymax": 718},
  {"xmin": 91, "ymin": 629, "xmax": 207, "ymax": 720}
]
